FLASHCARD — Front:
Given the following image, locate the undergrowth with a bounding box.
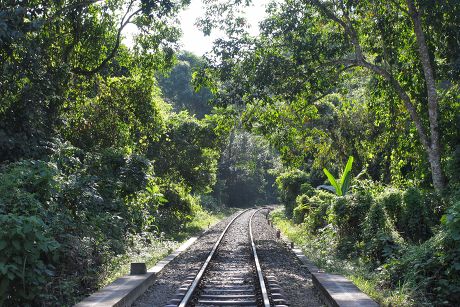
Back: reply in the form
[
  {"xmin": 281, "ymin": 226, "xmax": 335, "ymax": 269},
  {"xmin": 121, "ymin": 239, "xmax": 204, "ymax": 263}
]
[
  {"xmin": 99, "ymin": 206, "xmax": 226, "ymax": 290},
  {"xmin": 270, "ymin": 208, "xmax": 415, "ymax": 306}
]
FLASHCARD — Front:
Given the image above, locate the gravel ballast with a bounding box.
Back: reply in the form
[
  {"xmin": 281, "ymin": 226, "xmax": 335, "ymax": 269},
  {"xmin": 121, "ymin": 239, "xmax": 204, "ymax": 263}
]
[
  {"xmin": 134, "ymin": 208, "xmax": 323, "ymax": 307},
  {"xmin": 133, "ymin": 211, "xmax": 245, "ymax": 307},
  {"xmin": 253, "ymin": 209, "xmax": 324, "ymax": 307}
]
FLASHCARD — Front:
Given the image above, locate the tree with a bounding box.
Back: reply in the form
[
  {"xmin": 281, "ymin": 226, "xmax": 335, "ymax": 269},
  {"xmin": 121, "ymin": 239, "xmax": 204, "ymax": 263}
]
[
  {"xmin": 158, "ymin": 51, "xmax": 213, "ymax": 118},
  {"xmin": 0, "ymin": 0, "xmax": 183, "ymax": 162},
  {"xmin": 215, "ymin": 127, "xmax": 279, "ymax": 207},
  {"xmin": 198, "ymin": 0, "xmax": 460, "ymax": 192},
  {"xmin": 304, "ymin": 0, "xmax": 448, "ymax": 191},
  {"xmin": 150, "ymin": 111, "xmax": 221, "ymax": 193}
]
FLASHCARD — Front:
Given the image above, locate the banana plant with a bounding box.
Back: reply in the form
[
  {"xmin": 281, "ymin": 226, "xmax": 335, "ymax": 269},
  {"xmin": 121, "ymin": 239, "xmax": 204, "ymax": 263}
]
[{"xmin": 318, "ymin": 156, "xmax": 354, "ymax": 196}]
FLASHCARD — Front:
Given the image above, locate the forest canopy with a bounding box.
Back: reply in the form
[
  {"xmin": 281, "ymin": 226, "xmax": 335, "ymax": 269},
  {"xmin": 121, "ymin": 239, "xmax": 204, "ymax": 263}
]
[{"xmin": 0, "ymin": 0, "xmax": 459, "ymax": 305}]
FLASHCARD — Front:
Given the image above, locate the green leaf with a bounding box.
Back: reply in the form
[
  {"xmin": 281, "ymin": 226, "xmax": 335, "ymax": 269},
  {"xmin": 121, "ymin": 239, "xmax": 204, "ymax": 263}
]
[
  {"xmin": 323, "ymin": 168, "xmax": 341, "ymax": 196},
  {"xmin": 317, "ymin": 184, "xmax": 336, "ymax": 194},
  {"xmin": 340, "ymin": 156, "xmax": 354, "ymax": 196},
  {"xmin": 12, "ymin": 241, "xmax": 21, "ymax": 250}
]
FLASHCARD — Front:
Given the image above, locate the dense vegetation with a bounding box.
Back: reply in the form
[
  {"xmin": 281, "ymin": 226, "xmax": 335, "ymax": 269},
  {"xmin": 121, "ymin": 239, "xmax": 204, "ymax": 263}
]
[
  {"xmin": 196, "ymin": 0, "xmax": 459, "ymax": 305},
  {"xmin": 1, "ymin": 0, "xmax": 459, "ymax": 306},
  {"xmin": 0, "ymin": 3, "xmax": 227, "ymax": 304},
  {"xmin": 0, "ymin": 1, "xmax": 277, "ymax": 304}
]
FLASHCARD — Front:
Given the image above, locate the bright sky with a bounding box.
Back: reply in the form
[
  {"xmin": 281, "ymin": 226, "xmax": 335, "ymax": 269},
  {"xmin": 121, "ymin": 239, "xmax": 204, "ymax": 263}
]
[
  {"xmin": 123, "ymin": 0, "xmax": 269, "ymax": 56},
  {"xmin": 178, "ymin": 0, "xmax": 268, "ymax": 56}
]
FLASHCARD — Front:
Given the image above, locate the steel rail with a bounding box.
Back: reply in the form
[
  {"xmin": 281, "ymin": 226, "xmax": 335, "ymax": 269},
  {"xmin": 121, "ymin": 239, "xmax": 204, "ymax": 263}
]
[
  {"xmin": 178, "ymin": 209, "xmax": 252, "ymax": 307},
  {"xmin": 249, "ymin": 208, "xmax": 270, "ymax": 307}
]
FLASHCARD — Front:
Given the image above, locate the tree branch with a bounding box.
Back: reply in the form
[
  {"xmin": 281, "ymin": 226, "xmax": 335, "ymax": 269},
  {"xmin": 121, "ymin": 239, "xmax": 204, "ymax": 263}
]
[
  {"xmin": 71, "ymin": 1, "xmax": 140, "ymax": 76},
  {"xmin": 309, "ymin": 0, "xmax": 431, "ymax": 152},
  {"xmin": 48, "ymin": 0, "xmax": 103, "ymax": 22}
]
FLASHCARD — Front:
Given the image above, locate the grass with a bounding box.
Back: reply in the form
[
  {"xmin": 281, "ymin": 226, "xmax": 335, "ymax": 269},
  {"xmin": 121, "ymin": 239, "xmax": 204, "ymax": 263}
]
[
  {"xmin": 269, "ymin": 207, "xmax": 414, "ymax": 306},
  {"xmin": 173, "ymin": 205, "xmax": 235, "ymax": 241},
  {"xmin": 97, "ymin": 206, "xmax": 233, "ymax": 291}
]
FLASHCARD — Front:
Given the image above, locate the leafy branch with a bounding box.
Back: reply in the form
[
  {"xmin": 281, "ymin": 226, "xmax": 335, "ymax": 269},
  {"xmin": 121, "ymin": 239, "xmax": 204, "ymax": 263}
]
[{"xmin": 318, "ymin": 156, "xmax": 353, "ymax": 196}]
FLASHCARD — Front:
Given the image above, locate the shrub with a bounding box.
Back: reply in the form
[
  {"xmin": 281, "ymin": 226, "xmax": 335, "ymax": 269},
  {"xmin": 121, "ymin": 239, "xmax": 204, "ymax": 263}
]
[
  {"xmin": 329, "ymin": 191, "xmax": 373, "ymax": 257},
  {"xmin": 200, "ymin": 194, "xmax": 220, "ymax": 212},
  {"xmin": 304, "ymin": 191, "xmax": 335, "ymax": 233},
  {"xmin": 156, "ymin": 180, "xmax": 196, "ymax": 232},
  {"xmin": 300, "ymin": 182, "xmax": 315, "ymax": 197},
  {"xmin": 275, "ymin": 170, "xmax": 309, "ymax": 217},
  {"xmin": 119, "ymin": 154, "xmax": 153, "ymax": 197},
  {"xmin": 377, "ymin": 188, "xmax": 403, "ymax": 227},
  {"xmin": 382, "ymin": 229, "xmax": 460, "ymax": 304},
  {"xmin": 0, "ymin": 214, "xmax": 59, "ymax": 305},
  {"xmin": 125, "ymin": 180, "xmax": 166, "ymax": 234},
  {"xmin": 362, "ymin": 202, "xmax": 401, "ymax": 265},
  {"xmin": 380, "ymin": 200, "xmax": 460, "ymax": 305},
  {"xmin": 0, "ymin": 154, "xmax": 168, "ymax": 304},
  {"xmin": 400, "ymin": 188, "xmax": 433, "ymax": 243},
  {"xmin": 293, "ymin": 194, "xmax": 310, "ymax": 224},
  {"xmin": 0, "ymin": 160, "xmax": 59, "ymax": 216}
]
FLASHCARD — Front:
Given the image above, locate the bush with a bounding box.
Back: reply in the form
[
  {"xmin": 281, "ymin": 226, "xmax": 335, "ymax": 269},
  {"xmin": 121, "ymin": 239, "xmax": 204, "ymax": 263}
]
[
  {"xmin": 0, "ymin": 214, "xmax": 59, "ymax": 305},
  {"xmin": 293, "ymin": 190, "xmax": 335, "ymax": 229},
  {"xmin": 293, "ymin": 194, "xmax": 310, "ymax": 224},
  {"xmin": 156, "ymin": 180, "xmax": 196, "ymax": 232},
  {"xmin": 362, "ymin": 202, "xmax": 401, "ymax": 265},
  {"xmin": 377, "ymin": 188, "xmax": 403, "ymax": 227},
  {"xmin": 400, "ymin": 188, "xmax": 433, "ymax": 243},
  {"xmin": 300, "ymin": 182, "xmax": 315, "ymax": 196},
  {"xmin": 0, "ymin": 160, "xmax": 59, "ymax": 216},
  {"xmin": 382, "ymin": 216, "xmax": 460, "ymax": 305},
  {"xmin": 275, "ymin": 170, "xmax": 309, "ymax": 217},
  {"xmin": 329, "ymin": 191, "xmax": 373, "ymax": 257},
  {"xmin": 304, "ymin": 190, "xmax": 335, "ymax": 233},
  {"xmin": 0, "ymin": 153, "xmax": 178, "ymax": 305},
  {"xmin": 200, "ymin": 194, "xmax": 220, "ymax": 212}
]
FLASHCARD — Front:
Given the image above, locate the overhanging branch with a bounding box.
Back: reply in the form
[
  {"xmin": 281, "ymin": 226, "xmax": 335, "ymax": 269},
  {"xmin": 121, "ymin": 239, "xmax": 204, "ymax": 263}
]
[{"xmin": 71, "ymin": 1, "xmax": 140, "ymax": 76}]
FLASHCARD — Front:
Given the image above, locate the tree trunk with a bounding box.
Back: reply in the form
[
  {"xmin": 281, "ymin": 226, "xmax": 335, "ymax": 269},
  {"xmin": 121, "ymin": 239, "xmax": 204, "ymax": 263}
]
[
  {"xmin": 314, "ymin": 0, "xmax": 446, "ymax": 191},
  {"xmin": 406, "ymin": 0, "xmax": 445, "ymax": 192}
]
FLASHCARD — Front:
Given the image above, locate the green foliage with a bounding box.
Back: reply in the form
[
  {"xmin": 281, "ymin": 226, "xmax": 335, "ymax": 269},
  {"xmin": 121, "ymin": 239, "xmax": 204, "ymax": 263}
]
[
  {"xmin": 293, "ymin": 189, "xmax": 333, "ymax": 226},
  {"xmin": 66, "ymin": 76, "xmax": 166, "ymax": 153},
  {"xmin": 382, "ymin": 223, "xmax": 460, "ymax": 305},
  {"xmin": 275, "ymin": 169, "xmax": 309, "ymax": 217},
  {"xmin": 362, "ymin": 202, "xmax": 401, "ymax": 265},
  {"xmin": 444, "ymin": 200, "xmax": 460, "ymax": 241},
  {"xmin": 303, "ymin": 191, "xmax": 335, "ymax": 233},
  {"xmin": 377, "ymin": 189, "xmax": 404, "ymax": 227},
  {"xmin": 0, "ymin": 128, "xmax": 223, "ymax": 304},
  {"xmin": 215, "ymin": 128, "xmax": 279, "ymax": 207},
  {"xmin": 195, "ymin": 0, "xmax": 459, "ymax": 303},
  {"xmin": 329, "ymin": 192, "xmax": 373, "ymax": 257},
  {"xmin": 0, "ymin": 1, "xmax": 236, "ymax": 306},
  {"xmin": 300, "ymin": 183, "xmax": 315, "ymax": 197},
  {"xmin": 400, "ymin": 188, "xmax": 435, "ymax": 243},
  {"xmin": 273, "ymin": 183, "xmax": 459, "ymax": 305},
  {"xmin": 158, "ymin": 51, "xmax": 213, "ymax": 118},
  {"xmin": 152, "ymin": 111, "xmax": 220, "ymax": 193},
  {"xmin": 293, "ymin": 195, "xmax": 310, "ymax": 224},
  {"xmin": 155, "ymin": 179, "xmax": 196, "ymax": 232},
  {"xmin": 0, "ymin": 0, "xmax": 182, "ymax": 163},
  {"xmin": 0, "ymin": 160, "xmax": 59, "ymax": 216},
  {"xmin": 199, "ymin": 0, "xmax": 460, "ymax": 191},
  {"xmin": 0, "ymin": 214, "xmax": 59, "ymax": 305},
  {"xmin": 320, "ymin": 156, "xmax": 354, "ymax": 196}
]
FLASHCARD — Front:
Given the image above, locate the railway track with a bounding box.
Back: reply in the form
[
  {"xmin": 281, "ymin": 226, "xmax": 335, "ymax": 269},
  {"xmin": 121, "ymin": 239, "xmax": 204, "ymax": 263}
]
[{"xmin": 165, "ymin": 208, "xmax": 288, "ymax": 307}]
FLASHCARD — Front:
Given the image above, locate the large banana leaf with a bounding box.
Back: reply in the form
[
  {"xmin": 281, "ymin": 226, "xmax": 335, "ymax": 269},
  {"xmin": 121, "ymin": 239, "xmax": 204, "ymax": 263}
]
[
  {"xmin": 323, "ymin": 168, "xmax": 342, "ymax": 196},
  {"xmin": 340, "ymin": 156, "xmax": 354, "ymax": 196},
  {"xmin": 317, "ymin": 184, "xmax": 337, "ymax": 194}
]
